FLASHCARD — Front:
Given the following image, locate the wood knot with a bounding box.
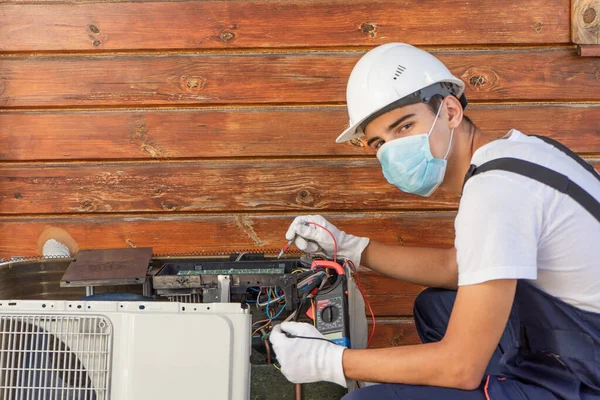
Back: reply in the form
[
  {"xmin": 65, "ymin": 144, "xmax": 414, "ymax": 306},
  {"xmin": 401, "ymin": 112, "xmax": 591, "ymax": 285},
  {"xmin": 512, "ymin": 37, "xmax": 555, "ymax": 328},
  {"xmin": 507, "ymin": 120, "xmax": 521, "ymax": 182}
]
[
  {"xmin": 295, "ymin": 189, "xmax": 315, "ymax": 205},
  {"xmin": 360, "ymin": 23, "xmax": 377, "ymax": 38},
  {"xmin": 219, "ymin": 31, "xmax": 236, "ymax": 43},
  {"xmin": 132, "ymin": 124, "xmax": 148, "ymax": 140},
  {"xmin": 180, "ymin": 76, "xmax": 206, "ymax": 92},
  {"xmin": 469, "ymin": 75, "xmax": 487, "ymax": 87},
  {"xmin": 533, "ymin": 21, "xmax": 543, "ymax": 33},
  {"xmin": 154, "ymin": 185, "xmax": 168, "ymax": 196},
  {"xmin": 463, "ymin": 68, "xmax": 499, "ymax": 92},
  {"xmin": 13, "ymin": 193, "xmax": 22, "ymax": 199},
  {"xmin": 79, "ymin": 200, "xmax": 96, "ymax": 212},
  {"xmin": 583, "ymin": 7, "xmax": 598, "ymax": 24},
  {"xmin": 390, "ymin": 334, "xmax": 403, "ymax": 347},
  {"xmin": 161, "ymin": 201, "xmax": 178, "ymax": 211},
  {"xmin": 350, "ymin": 138, "xmax": 365, "ymax": 148},
  {"xmin": 89, "ymin": 25, "xmax": 100, "ymax": 34},
  {"xmin": 131, "ymin": 124, "xmax": 165, "ymax": 158},
  {"xmin": 92, "ymin": 40, "xmax": 101, "ymax": 47}
]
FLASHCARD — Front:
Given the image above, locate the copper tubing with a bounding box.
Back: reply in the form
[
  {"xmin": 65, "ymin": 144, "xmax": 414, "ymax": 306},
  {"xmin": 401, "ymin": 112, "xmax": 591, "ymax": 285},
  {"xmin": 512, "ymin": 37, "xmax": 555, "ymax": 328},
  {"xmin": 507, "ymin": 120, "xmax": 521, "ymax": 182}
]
[
  {"xmin": 264, "ymin": 339, "xmax": 272, "ymax": 364},
  {"xmin": 295, "ymin": 384, "xmax": 302, "ymax": 400}
]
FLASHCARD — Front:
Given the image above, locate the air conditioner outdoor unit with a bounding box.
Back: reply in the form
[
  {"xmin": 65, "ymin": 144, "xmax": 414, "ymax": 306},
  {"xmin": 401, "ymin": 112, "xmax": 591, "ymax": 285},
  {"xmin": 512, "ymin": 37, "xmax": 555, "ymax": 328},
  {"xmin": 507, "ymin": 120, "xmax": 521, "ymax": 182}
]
[{"xmin": 0, "ymin": 300, "xmax": 251, "ymax": 400}]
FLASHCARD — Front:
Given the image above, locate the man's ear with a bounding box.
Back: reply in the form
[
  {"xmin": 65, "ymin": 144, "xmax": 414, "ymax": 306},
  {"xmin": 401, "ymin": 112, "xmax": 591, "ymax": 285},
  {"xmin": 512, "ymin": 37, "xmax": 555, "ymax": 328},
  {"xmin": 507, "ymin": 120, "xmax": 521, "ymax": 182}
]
[{"xmin": 445, "ymin": 96, "xmax": 464, "ymax": 129}]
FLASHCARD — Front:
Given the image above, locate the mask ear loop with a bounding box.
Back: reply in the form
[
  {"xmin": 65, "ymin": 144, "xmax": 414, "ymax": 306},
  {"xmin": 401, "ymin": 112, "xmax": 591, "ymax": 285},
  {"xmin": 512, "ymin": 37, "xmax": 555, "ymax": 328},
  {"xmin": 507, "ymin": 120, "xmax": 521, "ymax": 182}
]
[
  {"xmin": 426, "ymin": 103, "xmax": 444, "ymax": 138},
  {"xmin": 428, "ymin": 100, "xmax": 455, "ymax": 160},
  {"xmin": 443, "ymin": 128, "xmax": 455, "ymax": 160}
]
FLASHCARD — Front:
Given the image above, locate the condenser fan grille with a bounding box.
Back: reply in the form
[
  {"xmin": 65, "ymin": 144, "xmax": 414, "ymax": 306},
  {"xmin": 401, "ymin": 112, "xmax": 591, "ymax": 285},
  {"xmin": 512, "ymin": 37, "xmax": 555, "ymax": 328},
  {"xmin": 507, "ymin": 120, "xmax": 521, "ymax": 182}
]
[{"xmin": 0, "ymin": 315, "xmax": 112, "ymax": 400}]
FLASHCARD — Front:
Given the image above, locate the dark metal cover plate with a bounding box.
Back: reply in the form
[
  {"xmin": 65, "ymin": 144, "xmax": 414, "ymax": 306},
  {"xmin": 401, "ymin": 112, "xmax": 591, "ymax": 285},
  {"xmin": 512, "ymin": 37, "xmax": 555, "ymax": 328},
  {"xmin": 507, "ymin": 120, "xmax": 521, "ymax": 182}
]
[{"xmin": 61, "ymin": 248, "xmax": 152, "ymax": 287}]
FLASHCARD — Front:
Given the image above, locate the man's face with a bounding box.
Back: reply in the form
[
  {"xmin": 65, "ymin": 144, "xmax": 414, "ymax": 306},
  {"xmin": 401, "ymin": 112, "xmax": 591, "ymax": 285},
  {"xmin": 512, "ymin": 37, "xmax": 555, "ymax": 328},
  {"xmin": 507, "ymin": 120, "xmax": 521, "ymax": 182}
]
[{"xmin": 362, "ymin": 100, "xmax": 453, "ymax": 160}]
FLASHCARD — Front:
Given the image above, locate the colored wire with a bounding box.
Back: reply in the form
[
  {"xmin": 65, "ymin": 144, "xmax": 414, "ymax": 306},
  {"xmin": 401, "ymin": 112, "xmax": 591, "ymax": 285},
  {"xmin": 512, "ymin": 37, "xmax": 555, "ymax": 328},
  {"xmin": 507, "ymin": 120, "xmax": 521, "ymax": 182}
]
[
  {"xmin": 272, "ymin": 288, "xmax": 284, "ymax": 300},
  {"xmin": 252, "ymin": 319, "xmax": 272, "ymax": 337},
  {"xmin": 307, "ymin": 222, "xmax": 338, "ymax": 263},
  {"xmin": 266, "ymin": 289, "xmax": 287, "ymax": 320},
  {"xmin": 298, "ymin": 271, "xmax": 325, "ymax": 289},
  {"xmin": 252, "ymin": 322, "xmax": 271, "ymax": 337},
  {"xmin": 344, "ymin": 259, "xmax": 376, "ymax": 348},
  {"xmin": 252, "ymin": 318, "xmax": 271, "ymax": 327},
  {"xmin": 258, "ymin": 296, "xmax": 285, "ymax": 307},
  {"xmin": 269, "ymin": 303, "xmax": 287, "ymax": 320},
  {"xmin": 257, "ymin": 286, "xmax": 286, "ymax": 307}
]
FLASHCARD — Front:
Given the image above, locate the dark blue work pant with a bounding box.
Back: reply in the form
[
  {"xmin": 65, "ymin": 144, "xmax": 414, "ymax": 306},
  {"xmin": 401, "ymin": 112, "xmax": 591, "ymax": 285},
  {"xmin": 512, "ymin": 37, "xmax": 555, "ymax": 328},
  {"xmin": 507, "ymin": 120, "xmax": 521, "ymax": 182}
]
[{"xmin": 342, "ymin": 288, "xmax": 561, "ymax": 400}]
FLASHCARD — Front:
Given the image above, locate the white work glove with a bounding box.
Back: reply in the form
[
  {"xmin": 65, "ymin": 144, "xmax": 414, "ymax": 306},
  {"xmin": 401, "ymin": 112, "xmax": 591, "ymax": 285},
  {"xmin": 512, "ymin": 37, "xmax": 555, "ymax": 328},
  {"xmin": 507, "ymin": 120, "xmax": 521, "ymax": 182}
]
[
  {"xmin": 285, "ymin": 215, "xmax": 369, "ymax": 268},
  {"xmin": 269, "ymin": 322, "xmax": 347, "ymax": 387}
]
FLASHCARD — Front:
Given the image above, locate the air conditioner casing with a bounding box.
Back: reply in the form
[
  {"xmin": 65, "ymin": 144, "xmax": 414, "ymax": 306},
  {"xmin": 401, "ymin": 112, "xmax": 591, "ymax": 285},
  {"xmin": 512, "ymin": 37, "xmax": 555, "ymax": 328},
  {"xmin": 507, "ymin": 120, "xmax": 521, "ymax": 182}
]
[{"xmin": 0, "ymin": 300, "xmax": 252, "ymax": 400}]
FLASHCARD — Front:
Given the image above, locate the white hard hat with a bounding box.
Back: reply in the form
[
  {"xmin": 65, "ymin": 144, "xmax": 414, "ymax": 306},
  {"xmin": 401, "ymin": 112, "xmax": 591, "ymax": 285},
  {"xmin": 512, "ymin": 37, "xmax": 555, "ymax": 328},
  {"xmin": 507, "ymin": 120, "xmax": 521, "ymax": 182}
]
[{"xmin": 336, "ymin": 43, "xmax": 467, "ymax": 143}]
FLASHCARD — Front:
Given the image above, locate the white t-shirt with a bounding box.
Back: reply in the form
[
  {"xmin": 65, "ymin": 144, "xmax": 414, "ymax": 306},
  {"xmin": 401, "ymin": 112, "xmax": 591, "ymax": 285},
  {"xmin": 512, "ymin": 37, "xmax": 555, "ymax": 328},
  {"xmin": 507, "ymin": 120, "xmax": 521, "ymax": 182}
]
[{"xmin": 455, "ymin": 129, "xmax": 600, "ymax": 313}]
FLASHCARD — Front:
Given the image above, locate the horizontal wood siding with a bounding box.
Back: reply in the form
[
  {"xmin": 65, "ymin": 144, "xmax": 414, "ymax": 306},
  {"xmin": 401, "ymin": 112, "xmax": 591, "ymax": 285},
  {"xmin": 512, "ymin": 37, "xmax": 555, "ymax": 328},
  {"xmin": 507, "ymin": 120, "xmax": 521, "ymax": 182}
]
[
  {"xmin": 2, "ymin": 49, "xmax": 600, "ymax": 108},
  {"xmin": 0, "ymin": 0, "xmax": 569, "ymax": 51},
  {"xmin": 1, "ymin": 0, "xmax": 597, "ymax": 348}
]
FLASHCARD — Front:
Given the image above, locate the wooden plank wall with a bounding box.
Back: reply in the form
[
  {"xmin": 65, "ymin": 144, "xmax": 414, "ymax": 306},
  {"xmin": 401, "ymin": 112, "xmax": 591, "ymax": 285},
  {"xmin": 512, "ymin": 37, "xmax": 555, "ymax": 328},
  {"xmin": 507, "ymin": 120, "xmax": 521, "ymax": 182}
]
[{"xmin": 1, "ymin": 0, "xmax": 599, "ymax": 348}]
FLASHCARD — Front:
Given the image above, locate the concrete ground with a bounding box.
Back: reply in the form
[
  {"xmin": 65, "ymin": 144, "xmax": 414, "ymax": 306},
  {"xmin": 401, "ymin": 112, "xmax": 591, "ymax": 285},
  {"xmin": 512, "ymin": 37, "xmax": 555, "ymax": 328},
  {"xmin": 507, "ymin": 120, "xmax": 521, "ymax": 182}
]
[
  {"xmin": 250, "ymin": 348, "xmax": 347, "ymax": 399},
  {"xmin": 251, "ymin": 365, "xmax": 347, "ymax": 400}
]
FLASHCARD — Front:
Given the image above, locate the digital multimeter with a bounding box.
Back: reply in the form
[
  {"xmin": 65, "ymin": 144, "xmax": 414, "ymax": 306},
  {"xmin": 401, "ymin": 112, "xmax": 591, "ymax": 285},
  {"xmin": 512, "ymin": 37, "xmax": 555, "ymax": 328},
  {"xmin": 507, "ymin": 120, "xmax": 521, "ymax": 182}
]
[{"xmin": 311, "ymin": 260, "xmax": 351, "ymax": 348}]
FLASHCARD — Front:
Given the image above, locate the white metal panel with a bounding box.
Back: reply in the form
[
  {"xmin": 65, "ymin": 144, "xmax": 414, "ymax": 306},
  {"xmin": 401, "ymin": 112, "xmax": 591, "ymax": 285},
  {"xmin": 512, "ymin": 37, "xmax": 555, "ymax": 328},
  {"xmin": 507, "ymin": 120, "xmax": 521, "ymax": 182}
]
[{"xmin": 0, "ymin": 301, "xmax": 251, "ymax": 400}]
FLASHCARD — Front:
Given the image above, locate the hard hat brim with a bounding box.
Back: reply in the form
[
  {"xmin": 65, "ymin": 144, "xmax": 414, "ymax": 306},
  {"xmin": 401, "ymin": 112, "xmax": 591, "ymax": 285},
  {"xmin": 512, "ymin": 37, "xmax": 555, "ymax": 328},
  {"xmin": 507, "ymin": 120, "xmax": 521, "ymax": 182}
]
[
  {"xmin": 335, "ymin": 121, "xmax": 366, "ymax": 143},
  {"xmin": 335, "ymin": 82, "xmax": 467, "ymax": 144}
]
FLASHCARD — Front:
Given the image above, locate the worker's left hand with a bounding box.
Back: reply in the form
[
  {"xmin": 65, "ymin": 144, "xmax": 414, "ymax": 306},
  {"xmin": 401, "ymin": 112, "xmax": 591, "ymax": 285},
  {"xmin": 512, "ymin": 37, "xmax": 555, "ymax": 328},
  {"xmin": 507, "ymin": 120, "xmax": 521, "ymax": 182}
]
[{"xmin": 269, "ymin": 321, "xmax": 347, "ymax": 388}]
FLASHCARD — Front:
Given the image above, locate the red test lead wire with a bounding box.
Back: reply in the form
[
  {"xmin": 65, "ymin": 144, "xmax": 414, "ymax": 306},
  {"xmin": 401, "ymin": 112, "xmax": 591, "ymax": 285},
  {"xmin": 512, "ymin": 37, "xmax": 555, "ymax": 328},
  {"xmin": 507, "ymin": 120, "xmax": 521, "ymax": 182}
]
[{"xmin": 306, "ymin": 221, "xmax": 338, "ymax": 263}]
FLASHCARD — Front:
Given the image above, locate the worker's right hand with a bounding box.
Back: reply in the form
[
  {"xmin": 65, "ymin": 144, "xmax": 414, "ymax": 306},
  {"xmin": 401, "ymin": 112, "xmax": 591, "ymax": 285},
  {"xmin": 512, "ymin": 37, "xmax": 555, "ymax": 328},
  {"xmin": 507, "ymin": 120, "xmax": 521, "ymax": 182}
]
[{"xmin": 285, "ymin": 215, "xmax": 370, "ymax": 268}]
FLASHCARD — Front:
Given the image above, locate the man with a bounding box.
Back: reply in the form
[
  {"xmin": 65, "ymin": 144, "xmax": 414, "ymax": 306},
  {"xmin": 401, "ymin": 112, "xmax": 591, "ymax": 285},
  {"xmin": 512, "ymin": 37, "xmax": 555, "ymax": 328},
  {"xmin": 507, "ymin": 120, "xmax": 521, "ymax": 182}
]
[{"xmin": 270, "ymin": 43, "xmax": 600, "ymax": 399}]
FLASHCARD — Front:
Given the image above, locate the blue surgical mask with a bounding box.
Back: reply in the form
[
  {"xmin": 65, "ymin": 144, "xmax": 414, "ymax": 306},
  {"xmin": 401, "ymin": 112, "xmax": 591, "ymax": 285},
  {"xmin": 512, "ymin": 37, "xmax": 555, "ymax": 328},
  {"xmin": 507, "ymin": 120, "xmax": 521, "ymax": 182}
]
[{"xmin": 376, "ymin": 104, "xmax": 454, "ymax": 197}]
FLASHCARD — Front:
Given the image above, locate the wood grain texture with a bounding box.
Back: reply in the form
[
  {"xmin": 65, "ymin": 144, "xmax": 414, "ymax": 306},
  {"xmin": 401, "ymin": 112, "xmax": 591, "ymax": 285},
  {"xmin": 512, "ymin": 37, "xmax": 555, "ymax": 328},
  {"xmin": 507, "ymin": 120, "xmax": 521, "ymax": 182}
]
[
  {"xmin": 369, "ymin": 319, "xmax": 421, "ymax": 348},
  {"xmin": 2, "ymin": 49, "xmax": 600, "ymax": 108},
  {"xmin": 572, "ymin": 0, "xmax": 600, "ymax": 44},
  {"xmin": 578, "ymin": 45, "xmax": 600, "ymax": 56},
  {"xmin": 0, "ymin": 213, "xmax": 456, "ymax": 259},
  {"xmin": 2, "ymin": 104, "xmax": 600, "ymax": 160},
  {"xmin": 362, "ymin": 271, "xmax": 425, "ymax": 316},
  {"xmin": 0, "ymin": 0, "xmax": 569, "ymax": 52},
  {"xmin": 3, "ymin": 159, "xmax": 598, "ymax": 215},
  {"xmin": 0, "ymin": 160, "xmax": 462, "ymax": 214}
]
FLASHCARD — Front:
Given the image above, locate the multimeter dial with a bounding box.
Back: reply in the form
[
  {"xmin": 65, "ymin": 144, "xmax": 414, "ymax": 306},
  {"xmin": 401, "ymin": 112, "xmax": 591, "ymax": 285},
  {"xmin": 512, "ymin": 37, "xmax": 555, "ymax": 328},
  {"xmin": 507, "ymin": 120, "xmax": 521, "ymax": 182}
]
[{"xmin": 321, "ymin": 305, "xmax": 340, "ymax": 323}]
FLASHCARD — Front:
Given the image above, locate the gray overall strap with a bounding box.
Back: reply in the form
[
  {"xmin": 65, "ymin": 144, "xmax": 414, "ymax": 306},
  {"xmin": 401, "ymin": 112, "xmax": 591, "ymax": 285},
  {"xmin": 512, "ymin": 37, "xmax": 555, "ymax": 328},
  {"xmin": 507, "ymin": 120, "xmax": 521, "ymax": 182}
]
[
  {"xmin": 531, "ymin": 135, "xmax": 600, "ymax": 184},
  {"xmin": 463, "ymin": 137, "xmax": 600, "ymax": 224}
]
